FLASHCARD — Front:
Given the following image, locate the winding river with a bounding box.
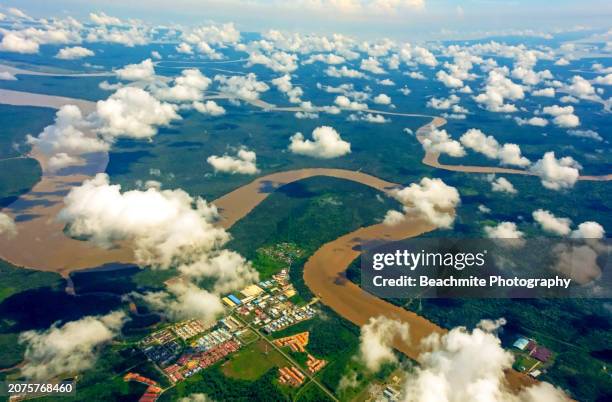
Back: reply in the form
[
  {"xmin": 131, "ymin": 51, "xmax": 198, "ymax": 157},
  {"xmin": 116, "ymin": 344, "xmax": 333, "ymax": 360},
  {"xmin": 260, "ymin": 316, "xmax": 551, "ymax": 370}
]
[{"xmin": 1, "ymin": 87, "xmax": 608, "ymax": 393}]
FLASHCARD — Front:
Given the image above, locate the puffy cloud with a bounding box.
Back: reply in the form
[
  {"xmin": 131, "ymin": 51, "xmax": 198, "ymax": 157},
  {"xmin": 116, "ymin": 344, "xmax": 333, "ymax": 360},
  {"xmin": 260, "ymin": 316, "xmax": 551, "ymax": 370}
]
[
  {"xmin": 177, "ymin": 250, "xmax": 259, "ymax": 294},
  {"xmin": 142, "ymin": 281, "xmax": 224, "ymax": 324},
  {"xmin": 193, "ymin": 100, "xmax": 226, "ymax": 116},
  {"xmin": 421, "ymin": 128, "xmax": 465, "ymax": 157},
  {"xmin": 86, "ymin": 26, "xmax": 149, "ymax": 47},
  {"xmin": 570, "ymin": 221, "xmax": 605, "ymax": 239},
  {"xmin": 348, "ymin": 112, "xmax": 390, "ymax": 123},
  {"xmin": 593, "ymin": 73, "xmax": 612, "ymax": 85},
  {"xmin": 303, "ymin": 53, "xmax": 346, "ymax": 64},
  {"xmin": 474, "ymin": 70, "xmax": 524, "ymax": 112},
  {"xmin": 55, "ymin": 46, "xmax": 94, "ymax": 60},
  {"xmin": 26, "ymin": 105, "xmax": 109, "ymax": 171},
  {"xmin": 115, "ymin": 59, "xmax": 156, "ymax": 82},
  {"xmin": 181, "ymin": 23, "xmax": 240, "ymax": 47},
  {"xmin": 373, "ymin": 93, "xmax": 392, "ymax": 105},
  {"xmin": 19, "ymin": 311, "xmax": 126, "ymax": 380},
  {"xmin": 207, "ymin": 147, "xmax": 260, "ymax": 175},
  {"xmin": 0, "ymin": 32, "xmax": 39, "ymax": 53},
  {"xmin": 247, "ymin": 51, "xmax": 298, "ymax": 73},
  {"xmin": 0, "ymin": 212, "xmax": 17, "ymax": 238},
  {"xmin": 514, "ymin": 116, "xmax": 548, "ymax": 127},
  {"xmin": 89, "ymin": 12, "xmax": 122, "ymax": 25},
  {"xmin": 392, "ymin": 178, "xmax": 460, "ymax": 228},
  {"xmin": 358, "ymin": 316, "xmax": 409, "ymax": 372},
  {"xmin": 532, "ymin": 87, "xmax": 555, "ymax": 97},
  {"xmin": 271, "ymin": 74, "xmax": 303, "ymax": 103},
  {"xmin": 529, "ymin": 152, "xmax": 581, "ymax": 190},
  {"xmin": 399, "ymin": 44, "xmax": 437, "ymax": 67},
  {"xmin": 567, "ymin": 129, "xmax": 602, "ymax": 141},
  {"xmin": 436, "ymin": 70, "xmax": 463, "ymax": 88},
  {"xmin": 58, "ymin": 173, "xmax": 228, "ymax": 268},
  {"xmin": 460, "ymin": 129, "xmax": 529, "ymax": 167},
  {"xmin": 542, "ymin": 105, "xmax": 580, "ymax": 128},
  {"xmin": 155, "ymin": 69, "xmax": 212, "ymax": 102},
  {"xmin": 401, "ymin": 325, "xmax": 570, "ymax": 402},
  {"xmin": 289, "ymin": 126, "xmax": 351, "ymax": 158},
  {"xmin": 334, "ymin": 95, "xmax": 368, "ymax": 110},
  {"xmin": 564, "ymin": 75, "xmax": 598, "ymax": 101},
  {"xmin": 489, "ymin": 176, "xmax": 517, "ymax": 194},
  {"xmin": 48, "ymin": 153, "xmax": 85, "ymax": 171},
  {"xmin": 214, "ymin": 73, "xmax": 269, "ymax": 101},
  {"xmin": 176, "ymin": 42, "xmax": 194, "ymax": 54},
  {"xmin": 360, "ymin": 57, "xmax": 386, "ymax": 74},
  {"xmin": 485, "ymin": 221, "xmax": 524, "ymax": 239},
  {"xmin": 532, "ymin": 209, "xmax": 572, "ymax": 235},
  {"xmin": 325, "ymin": 65, "xmax": 366, "ymax": 79},
  {"xmin": 383, "ymin": 210, "xmax": 405, "ymax": 226},
  {"xmin": 95, "ymin": 87, "xmax": 180, "ymax": 139}
]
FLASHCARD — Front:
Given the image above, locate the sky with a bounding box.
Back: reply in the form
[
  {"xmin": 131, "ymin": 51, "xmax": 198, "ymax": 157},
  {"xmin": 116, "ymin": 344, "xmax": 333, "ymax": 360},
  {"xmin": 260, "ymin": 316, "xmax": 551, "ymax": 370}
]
[{"xmin": 4, "ymin": 0, "xmax": 612, "ymax": 40}]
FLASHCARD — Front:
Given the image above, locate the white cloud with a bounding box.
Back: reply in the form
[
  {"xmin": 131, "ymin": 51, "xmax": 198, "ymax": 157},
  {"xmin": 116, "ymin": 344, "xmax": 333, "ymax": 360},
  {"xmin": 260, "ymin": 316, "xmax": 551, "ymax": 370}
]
[
  {"xmin": 289, "ymin": 126, "xmax": 350, "ymax": 158},
  {"xmin": 474, "ymin": 69, "xmax": 524, "ymax": 112},
  {"xmin": 58, "ymin": 173, "xmax": 228, "ymax": 268},
  {"xmin": 391, "ymin": 178, "xmax": 460, "ymax": 228},
  {"xmin": 593, "ymin": 73, "xmax": 612, "ymax": 85},
  {"xmin": 489, "ymin": 176, "xmax": 517, "ymax": 194},
  {"xmin": 373, "ymin": 93, "xmax": 392, "ymax": 105},
  {"xmin": 421, "ymin": 128, "xmax": 465, "ymax": 157},
  {"xmin": 514, "ymin": 116, "xmax": 548, "ymax": 127},
  {"xmin": 303, "ymin": 53, "xmax": 345, "ymax": 65},
  {"xmin": 567, "ymin": 129, "xmax": 602, "ymax": 141},
  {"xmin": 360, "ymin": 57, "xmax": 386, "ymax": 74},
  {"xmin": 89, "ymin": 12, "xmax": 122, "ymax": 25},
  {"xmin": 55, "ymin": 46, "xmax": 94, "ymax": 60},
  {"xmin": 358, "ymin": 316, "xmax": 409, "ymax": 372},
  {"xmin": 484, "ymin": 221, "xmax": 524, "ymax": 239},
  {"xmin": 214, "ymin": 73, "xmax": 269, "ymax": 101},
  {"xmin": 325, "ymin": 65, "xmax": 366, "ymax": 79},
  {"xmin": 26, "ymin": 105, "xmax": 109, "ymax": 171},
  {"xmin": 247, "ymin": 51, "xmax": 298, "ymax": 73},
  {"xmin": 436, "ymin": 70, "xmax": 463, "ymax": 88},
  {"xmin": 95, "ymin": 87, "xmax": 180, "ymax": 139},
  {"xmin": 532, "ymin": 209, "xmax": 572, "ymax": 235},
  {"xmin": 564, "ymin": 75, "xmax": 598, "ymax": 101},
  {"xmin": 193, "ymin": 100, "xmax": 226, "ymax": 116},
  {"xmin": 542, "ymin": 105, "xmax": 580, "ymax": 128},
  {"xmin": 460, "ymin": 129, "xmax": 529, "ymax": 167},
  {"xmin": 570, "ymin": 221, "xmax": 605, "ymax": 239},
  {"xmin": 383, "ymin": 210, "xmax": 405, "ymax": 226},
  {"xmin": 176, "ymin": 42, "xmax": 194, "ymax": 54},
  {"xmin": 334, "ymin": 95, "xmax": 368, "ymax": 110},
  {"xmin": 177, "ymin": 250, "xmax": 259, "ymax": 294},
  {"xmin": 115, "ymin": 59, "xmax": 156, "ymax": 82},
  {"xmin": 532, "ymin": 87, "xmax": 555, "ymax": 97},
  {"xmin": 155, "ymin": 69, "xmax": 212, "ymax": 103},
  {"xmin": 0, "ymin": 32, "xmax": 39, "ymax": 53},
  {"xmin": 207, "ymin": 147, "xmax": 260, "ymax": 175},
  {"xmin": 142, "ymin": 281, "xmax": 225, "ymax": 324},
  {"xmin": 48, "ymin": 153, "xmax": 86, "ymax": 171},
  {"xmin": 19, "ymin": 311, "xmax": 126, "ymax": 381},
  {"xmin": 402, "ymin": 325, "xmax": 570, "ymax": 402},
  {"xmin": 0, "ymin": 212, "xmax": 17, "ymax": 238},
  {"xmin": 348, "ymin": 112, "xmax": 390, "ymax": 123},
  {"xmin": 271, "ymin": 74, "xmax": 303, "ymax": 103},
  {"xmin": 529, "ymin": 151, "xmax": 581, "ymax": 190}
]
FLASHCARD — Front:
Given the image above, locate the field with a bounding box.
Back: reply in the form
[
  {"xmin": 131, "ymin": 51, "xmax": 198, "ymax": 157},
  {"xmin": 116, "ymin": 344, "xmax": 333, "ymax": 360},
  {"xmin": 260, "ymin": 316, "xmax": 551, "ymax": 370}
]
[{"xmin": 222, "ymin": 339, "xmax": 288, "ymax": 381}]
